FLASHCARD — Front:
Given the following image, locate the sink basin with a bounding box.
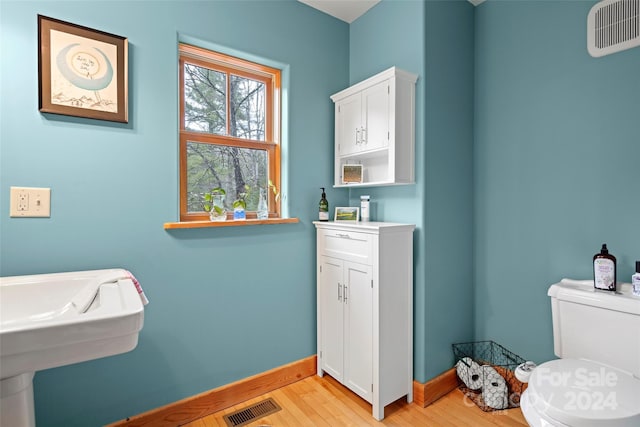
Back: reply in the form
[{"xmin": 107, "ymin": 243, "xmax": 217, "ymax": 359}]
[{"xmin": 0, "ymin": 269, "xmax": 145, "ymax": 426}]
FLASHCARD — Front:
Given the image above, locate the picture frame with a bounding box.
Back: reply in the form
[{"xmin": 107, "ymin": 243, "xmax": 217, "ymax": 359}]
[
  {"xmin": 342, "ymin": 164, "xmax": 363, "ymax": 184},
  {"xmin": 334, "ymin": 206, "xmax": 360, "ymax": 222},
  {"xmin": 38, "ymin": 15, "xmax": 128, "ymax": 123}
]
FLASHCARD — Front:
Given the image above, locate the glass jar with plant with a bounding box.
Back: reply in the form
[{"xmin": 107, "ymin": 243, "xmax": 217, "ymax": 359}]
[
  {"xmin": 256, "ymin": 188, "xmax": 268, "ymax": 220},
  {"xmin": 232, "ymin": 189, "xmax": 248, "ymax": 220},
  {"xmin": 257, "ymin": 180, "xmax": 280, "ymax": 220},
  {"xmin": 203, "ymin": 187, "xmax": 226, "ymax": 221}
]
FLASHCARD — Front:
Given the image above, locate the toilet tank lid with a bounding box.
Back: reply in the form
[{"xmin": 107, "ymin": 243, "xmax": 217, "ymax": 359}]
[{"xmin": 548, "ymin": 279, "xmax": 640, "ymax": 315}]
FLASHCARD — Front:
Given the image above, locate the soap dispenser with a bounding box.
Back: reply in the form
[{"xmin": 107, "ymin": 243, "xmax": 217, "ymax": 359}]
[
  {"xmin": 593, "ymin": 244, "xmax": 616, "ymax": 291},
  {"xmin": 632, "ymin": 261, "xmax": 640, "ymax": 297},
  {"xmin": 319, "ymin": 187, "xmax": 329, "ymax": 221}
]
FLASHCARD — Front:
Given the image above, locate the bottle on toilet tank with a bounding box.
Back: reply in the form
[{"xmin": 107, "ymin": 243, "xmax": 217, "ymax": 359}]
[
  {"xmin": 632, "ymin": 261, "xmax": 640, "ymax": 297},
  {"xmin": 593, "ymin": 244, "xmax": 616, "ymax": 291}
]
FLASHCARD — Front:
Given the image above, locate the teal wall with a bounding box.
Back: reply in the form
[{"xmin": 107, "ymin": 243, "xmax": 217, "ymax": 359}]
[
  {"xmin": 349, "ymin": 0, "xmax": 475, "ymax": 381},
  {"xmin": 349, "ymin": 0, "xmax": 428, "ymax": 382},
  {"xmin": 0, "ymin": 1, "xmax": 348, "ymax": 425},
  {"xmin": 474, "ymin": 0, "xmax": 640, "ymax": 363},
  {"xmin": 423, "ymin": 0, "xmax": 475, "ymax": 380}
]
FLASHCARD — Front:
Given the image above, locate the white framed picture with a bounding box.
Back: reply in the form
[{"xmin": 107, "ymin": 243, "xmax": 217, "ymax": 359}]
[{"xmin": 334, "ymin": 206, "xmax": 359, "ymax": 222}]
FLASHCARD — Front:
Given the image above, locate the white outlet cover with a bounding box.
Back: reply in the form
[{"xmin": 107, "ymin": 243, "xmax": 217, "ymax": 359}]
[{"xmin": 10, "ymin": 186, "xmax": 51, "ymax": 217}]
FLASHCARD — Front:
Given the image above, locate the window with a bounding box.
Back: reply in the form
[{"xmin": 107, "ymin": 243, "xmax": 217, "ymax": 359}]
[{"xmin": 179, "ymin": 44, "xmax": 281, "ymax": 221}]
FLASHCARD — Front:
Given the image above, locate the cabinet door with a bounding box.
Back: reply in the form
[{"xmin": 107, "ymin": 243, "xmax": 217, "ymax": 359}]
[
  {"xmin": 343, "ymin": 262, "xmax": 373, "ymax": 403},
  {"xmin": 319, "ymin": 257, "xmax": 344, "ymax": 382},
  {"xmin": 335, "ymin": 93, "xmax": 362, "ymax": 157},
  {"xmin": 362, "ymin": 80, "xmax": 390, "ymax": 152}
]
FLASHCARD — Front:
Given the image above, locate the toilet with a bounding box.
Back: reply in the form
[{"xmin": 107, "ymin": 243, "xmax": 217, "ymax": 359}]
[{"xmin": 520, "ymin": 279, "xmax": 640, "ymax": 427}]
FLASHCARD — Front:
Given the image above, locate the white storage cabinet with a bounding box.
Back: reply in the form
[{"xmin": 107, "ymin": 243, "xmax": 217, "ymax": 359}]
[
  {"xmin": 314, "ymin": 221, "xmax": 415, "ymax": 420},
  {"xmin": 331, "ymin": 67, "xmax": 417, "ymax": 187}
]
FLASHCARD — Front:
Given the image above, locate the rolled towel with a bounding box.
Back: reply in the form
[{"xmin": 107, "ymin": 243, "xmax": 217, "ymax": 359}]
[
  {"xmin": 456, "ymin": 357, "xmax": 483, "ymax": 390},
  {"xmin": 71, "ymin": 269, "xmax": 149, "ymax": 313},
  {"xmin": 481, "ymin": 365, "xmax": 509, "ymax": 410},
  {"xmin": 126, "ymin": 270, "xmax": 149, "ymax": 306},
  {"xmin": 71, "ymin": 271, "xmax": 129, "ymax": 313}
]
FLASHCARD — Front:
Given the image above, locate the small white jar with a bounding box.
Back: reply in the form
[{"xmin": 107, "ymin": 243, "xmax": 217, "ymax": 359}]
[{"xmin": 360, "ymin": 195, "xmax": 370, "ymax": 222}]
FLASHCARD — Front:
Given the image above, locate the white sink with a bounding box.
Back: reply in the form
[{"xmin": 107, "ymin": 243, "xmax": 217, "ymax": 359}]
[{"xmin": 0, "ymin": 269, "xmax": 145, "ymax": 427}]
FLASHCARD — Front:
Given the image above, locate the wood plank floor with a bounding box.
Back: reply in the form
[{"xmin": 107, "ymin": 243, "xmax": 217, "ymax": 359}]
[{"xmin": 184, "ymin": 374, "xmax": 529, "ymax": 427}]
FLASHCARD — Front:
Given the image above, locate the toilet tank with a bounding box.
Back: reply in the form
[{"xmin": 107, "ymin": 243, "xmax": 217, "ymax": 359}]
[{"xmin": 549, "ymin": 279, "xmax": 640, "ymax": 378}]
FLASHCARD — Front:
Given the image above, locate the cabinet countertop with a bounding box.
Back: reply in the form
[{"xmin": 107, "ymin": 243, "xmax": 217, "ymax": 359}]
[{"xmin": 313, "ymin": 221, "xmax": 415, "ymax": 232}]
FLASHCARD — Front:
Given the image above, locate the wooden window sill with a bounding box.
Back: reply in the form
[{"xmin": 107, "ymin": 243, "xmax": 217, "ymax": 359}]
[{"xmin": 164, "ymin": 218, "xmax": 299, "ymax": 230}]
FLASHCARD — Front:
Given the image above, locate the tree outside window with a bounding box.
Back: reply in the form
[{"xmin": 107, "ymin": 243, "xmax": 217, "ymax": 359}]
[{"xmin": 179, "ymin": 44, "xmax": 280, "ymax": 221}]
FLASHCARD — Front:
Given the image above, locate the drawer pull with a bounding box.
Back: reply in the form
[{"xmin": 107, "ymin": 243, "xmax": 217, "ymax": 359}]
[
  {"xmin": 338, "ymin": 283, "xmax": 342, "ymax": 301},
  {"xmin": 337, "ymin": 233, "xmax": 350, "ymax": 239}
]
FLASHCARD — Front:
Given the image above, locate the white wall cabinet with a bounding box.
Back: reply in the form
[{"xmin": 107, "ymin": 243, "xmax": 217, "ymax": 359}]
[
  {"xmin": 334, "ymin": 79, "xmax": 390, "ymax": 157},
  {"xmin": 314, "ymin": 221, "xmax": 415, "ymax": 420},
  {"xmin": 331, "ymin": 67, "xmax": 418, "ymax": 187}
]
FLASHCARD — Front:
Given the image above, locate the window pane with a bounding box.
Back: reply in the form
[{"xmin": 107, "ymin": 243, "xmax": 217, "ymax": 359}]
[
  {"xmin": 183, "ymin": 63, "xmax": 226, "ymax": 135},
  {"xmin": 229, "ymin": 75, "xmax": 265, "ymax": 141},
  {"xmin": 186, "ymin": 141, "xmax": 268, "ymax": 213}
]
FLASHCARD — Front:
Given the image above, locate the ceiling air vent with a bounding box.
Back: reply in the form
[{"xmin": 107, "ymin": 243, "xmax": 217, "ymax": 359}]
[{"xmin": 588, "ymin": 0, "xmax": 640, "ymax": 57}]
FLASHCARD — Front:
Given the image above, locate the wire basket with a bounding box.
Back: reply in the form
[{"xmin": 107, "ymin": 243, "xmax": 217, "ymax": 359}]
[{"xmin": 452, "ymin": 340, "xmax": 527, "ymax": 411}]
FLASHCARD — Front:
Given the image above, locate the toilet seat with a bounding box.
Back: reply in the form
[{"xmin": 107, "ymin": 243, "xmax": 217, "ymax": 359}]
[{"xmin": 522, "ymin": 358, "xmax": 640, "ymax": 427}]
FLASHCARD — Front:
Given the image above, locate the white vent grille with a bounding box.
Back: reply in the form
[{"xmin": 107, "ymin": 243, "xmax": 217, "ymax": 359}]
[{"xmin": 588, "ymin": 0, "xmax": 640, "ymax": 57}]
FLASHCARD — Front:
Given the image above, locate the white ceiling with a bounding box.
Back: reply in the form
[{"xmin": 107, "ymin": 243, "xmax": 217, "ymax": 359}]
[
  {"xmin": 297, "ymin": 0, "xmax": 381, "ymax": 23},
  {"xmin": 298, "ymin": 0, "xmax": 484, "ymax": 23}
]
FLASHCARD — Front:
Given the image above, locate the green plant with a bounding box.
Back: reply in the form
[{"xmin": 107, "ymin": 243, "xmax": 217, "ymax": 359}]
[
  {"xmin": 230, "ymin": 181, "xmax": 279, "ymax": 212},
  {"xmin": 203, "ymin": 187, "xmax": 226, "ymax": 214},
  {"xmin": 232, "ymin": 185, "xmax": 249, "ymax": 210},
  {"xmin": 268, "ymin": 179, "xmax": 280, "ymax": 203},
  {"xmin": 232, "ymin": 196, "xmax": 246, "ymax": 210}
]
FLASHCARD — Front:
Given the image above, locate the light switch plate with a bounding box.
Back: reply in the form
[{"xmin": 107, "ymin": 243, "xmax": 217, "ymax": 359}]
[{"xmin": 10, "ymin": 187, "xmax": 51, "ymax": 217}]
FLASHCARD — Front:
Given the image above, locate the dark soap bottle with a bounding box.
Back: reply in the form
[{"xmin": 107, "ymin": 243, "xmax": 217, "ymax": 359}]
[
  {"xmin": 319, "ymin": 187, "xmax": 329, "ymax": 221},
  {"xmin": 593, "ymin": 243, "xmax": 616, "ymax": 291}
]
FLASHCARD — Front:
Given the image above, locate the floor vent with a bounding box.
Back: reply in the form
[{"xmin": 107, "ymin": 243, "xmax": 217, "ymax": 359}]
[
  {"xmin": 222, "ymin": 398, "xmax": 281, "ymax": 427},
  {"xmin": 588, "ymin": 0, "xmax": 640, "ymax": 57}
]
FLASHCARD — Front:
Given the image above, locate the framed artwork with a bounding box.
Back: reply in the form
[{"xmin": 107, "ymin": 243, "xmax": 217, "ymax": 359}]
[
  {"xmin": 334, "ymin": 207, "xmax": 360, "ymax": 222},
  {"xmin": 38, "ymin": 15, "xmax": 128, "ymax": 123},
  {"xmin": 342, "ymin": 164, "xmax": 363, "ymax": 184}
]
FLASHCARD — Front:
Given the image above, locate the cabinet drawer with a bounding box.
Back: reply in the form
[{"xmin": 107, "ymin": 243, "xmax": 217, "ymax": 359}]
[{"xmin": 320, "ymin": 230, "xmax": 372, "ymax": 265}]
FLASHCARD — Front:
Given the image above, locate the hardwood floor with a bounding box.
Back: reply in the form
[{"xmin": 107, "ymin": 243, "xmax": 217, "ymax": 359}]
[{"xmin": 184, "ymin": 374, "xmax": 529, "ymax": 427}]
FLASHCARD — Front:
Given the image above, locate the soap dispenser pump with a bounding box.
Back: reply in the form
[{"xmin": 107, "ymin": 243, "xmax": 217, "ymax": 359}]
[{"xmin": 593, "ymin": 243, "xmax": 616, "ymax": 291}]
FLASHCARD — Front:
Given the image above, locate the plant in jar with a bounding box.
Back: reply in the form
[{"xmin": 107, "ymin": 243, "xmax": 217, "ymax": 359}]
[
  {"xmin": 203, "ymin": 187, "xmax": 226, "ymax": 221},
  {"xmin": 232, "ymin": 186, "xmax": 248, "ymax": 220},
  {"xmin": 257, "ymin": 180, "xmax": 280, "ymax": 220}
]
